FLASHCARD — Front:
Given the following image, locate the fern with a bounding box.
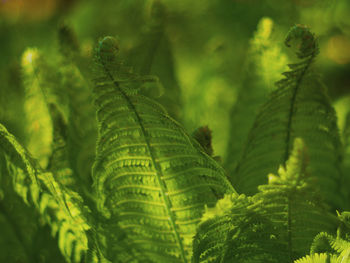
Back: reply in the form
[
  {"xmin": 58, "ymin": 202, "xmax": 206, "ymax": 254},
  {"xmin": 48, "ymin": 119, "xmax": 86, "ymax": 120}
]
[
  {"xmin": 225, "ymin": 17, "xmax": 288, "ymax": 172},
  {"xmin": 57, "ymin": 31, "xmax": 98, "ymax": 197},
  {"xmin": 334, "ymin": 96, "xmax": 350, "ymax": 209},
  {"xmin": 21, "ymin": 48, "xmax": 54, "ymax": 168},
  {"xmin": 1, "ymin": 14, "xmax": 350, "ymax": 263},
  {"xmin": 47, "ymin": 103, "xmax": 75, "ymax": 187},
  {"xmin": 21, "ymin": 48, "xmax": 76, "ymax": 183},
  {"xmin": 0, "ymin": 151, "xmax": 65, "ymax": 262},
  {"xmin": 294, "ymin": 253, "xmax": 338, "ymax": 263},
  {"xmin": 0, "ymin": 123, "xmax": 102, "ymax": 262},
  {"xmin": 92, "ymin": 36, "xmax": 235, "ymax": 262},
  {"xmin": 298, "ymin": 212, "xmax": 350, "ymax": 263},
  {"xmin": 126, "ymin": 0, "xmax": 182, "ymax": 121},
  {"xmin": 193, "ymin": 138, "xmax": 337, "ymax": 262},
  {"xmin": 60, "ymin": 62, "xmax": 97, "ymax": 188},
  {"xmin": 18, "ymin": 47, "xmax": 101, "ymax": 260},
  {"xmin": 233, "ymin": 24, "xmax": 344, "ymax": 210}
]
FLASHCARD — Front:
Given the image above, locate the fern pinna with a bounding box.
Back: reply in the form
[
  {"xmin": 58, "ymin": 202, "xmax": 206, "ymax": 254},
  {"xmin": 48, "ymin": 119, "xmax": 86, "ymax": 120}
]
[{"xmin": 92, "ymin": 36, "xmax": 235, "ymax": 262}]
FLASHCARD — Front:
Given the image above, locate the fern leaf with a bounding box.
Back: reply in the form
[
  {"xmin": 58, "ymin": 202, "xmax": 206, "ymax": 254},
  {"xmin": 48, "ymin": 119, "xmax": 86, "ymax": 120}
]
[
  {"xmin": 46, "ymin": 103, "xmax": 76, "ymax": 187},
  {"xmin": 22, "ymin": 48, "xmax": 80, "ymax": 189},
  {"xmin": 334, "ymin": 96, "xmax": 350, "ymax": 210},
  {"xmin": 21, "ymin": 48, "xmax": 54, "ymax": 168},
  {"xmin": 192, "ymin": 193, "xmax": 279, "ymax": 263},
  {"xmin": 294, "ymin": 253, "xmax": 338, "ymax": 263},
  {"xmin": 0, "ymin": 152, "xmax": 66, "ymax": 262},
  {"xmin": 126, "ymin": 1, "xmax": 182, "ymax": 121},
  {"xmin": 225, "ymin": 17, "xmax": 288, "ymax": 174},
  {"xmin": 0, "ymin": 122, "xmax": 102, "ymax": 262},
  {"xmin": 334, "ymin": 96, "xmax": 350, "ymax": 145},
  {"xmin": 58, "ymin": 52, "xmax": 97, "ymax": 192},
  {"xmin": 92, "ymin": 36, "xmax": 235, "ymax": 262},
  {"xmin": 193, "ymin": 138, "xmax": 336, "ymax": 262},
  {"xmin": 233, "ymin": 25, "xmax": 344, "ymax": 209},
  {"xmin": 309, "ymin": 226, "xmax": 350, "ymax": 262}
]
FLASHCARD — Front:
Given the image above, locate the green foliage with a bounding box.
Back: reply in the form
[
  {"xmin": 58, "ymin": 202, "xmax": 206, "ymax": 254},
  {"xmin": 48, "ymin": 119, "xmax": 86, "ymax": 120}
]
[
  {"xmin": 295, "ymin": 210, "xmax": 350, "ymax": 262},
  {"xmin": 294, "ymin": 253, "xmax": 338, "ymax": 263},
  {"xmin": 0, "ymin": 1, "xmax": 350, "ymax": 263},
  {"xmin": 225, "ymin": 17, "xmax": 288, "ymax": 175},
  {"xmin": 0, "ymin": 123, "xmax": 99, "ymax": 262},
  {"xmin": 193, "ymin": 138, "xmax": 336, "ymax": 262},
  {"xmin": 92, "ymin": 36, "xmax": 235, "ymax": 262},
  {"xmin": 233, "ymin": 24, "xmax": 344, "ymax": 211}
]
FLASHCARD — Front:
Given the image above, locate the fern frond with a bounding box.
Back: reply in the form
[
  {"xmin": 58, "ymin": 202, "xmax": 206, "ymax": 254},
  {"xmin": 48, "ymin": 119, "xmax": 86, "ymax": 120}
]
[
  {"xmin": 309, "ymin": 226, "xmax": 350, "ymax": 262},
  {"xmin": 92, "ymin": 36, "xmax": 235, "ymax": 262},
  {"xmin": 334, "ymin": 96, "xmax": 350, "ymax": 145},
  {"xmin": 126, "ymin": 1, "xmax": 181, "ymax": 121},
  {"xmin": 46, "ymin": 103, "xmax": 76, "ymax": 187},
  {"xmin": 294, "ymin": 253, "xmax": 338, "ymax": 263},
  {"xmin": 334, "ymin": 96, "xmax": 350, "ymax": 210},
  {"xmin": 0, "ymin": 152, "xmax": 66, "ymax": 262},
  {"xmin": 225, "ymin": 17, "xmax": 288, "ymax": 173},
  {"xmin": 21, "ymin": 48, "xmax": 80, "ymax": 189},
  {"xmin": 58, "ymin": 53, "xmax": 97, "ymax": 192},
  {"xmin": 193, "ymin": 138, "xmax": 336, "ymax": 262},
  {"xmin": 193, "ymin": 193, "xmax": 280, "ymax": 263},
  {"xmin": 0, "ymin": 122, "xmax": 102, "ymax": 262},
  {"xmin": 21, "ymin": 48, "xmax": 54, "ymax": 168},
  {"xmin": 234, "ymin": 25, "xmax": 344, "ymax": 209},
  {"xmin": 343, "ymin": 113, "xmax": 350, "ymax": 167},
  {"xmin": 310, "ymin": 232, "xmax": 335, "ymax": 255}
]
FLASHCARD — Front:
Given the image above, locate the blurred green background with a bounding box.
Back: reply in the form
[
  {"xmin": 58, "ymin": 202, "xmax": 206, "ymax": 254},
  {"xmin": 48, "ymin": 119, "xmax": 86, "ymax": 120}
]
[{"xmin": 1, "ymin": 0, "xmax": 349, "ymax": 161}]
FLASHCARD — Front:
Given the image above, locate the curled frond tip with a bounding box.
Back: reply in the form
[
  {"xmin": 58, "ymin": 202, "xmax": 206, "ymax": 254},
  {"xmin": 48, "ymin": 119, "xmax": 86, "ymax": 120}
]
[{"xmin": 284, "ymin": 24, "xmax": 318, "ymax": 58}]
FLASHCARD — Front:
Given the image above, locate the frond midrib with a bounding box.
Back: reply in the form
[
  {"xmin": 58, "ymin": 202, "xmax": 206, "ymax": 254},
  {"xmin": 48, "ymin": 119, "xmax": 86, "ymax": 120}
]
[
  {"xmin": 283, "ymin": 57, "xmax": 315, "ymax": 164},
  {"xmin": 283, "ymin": 51, "xmax": 317, "ymax": 263}
]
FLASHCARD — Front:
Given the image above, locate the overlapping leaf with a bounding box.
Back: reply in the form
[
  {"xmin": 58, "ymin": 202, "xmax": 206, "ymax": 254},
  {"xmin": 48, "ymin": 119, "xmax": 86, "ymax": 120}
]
[
  {"xmin": 193, "ymin": 138, "xmax": 336, "ymax": 262},
  {"xmin": 0, "ymin": 123, "xmax": 99, "ymax": 262},
  {"xmin": 334, "ymin": 96, "xmax": 350, "ymax": 210},
  {"xmin": 233, "ymin": 25, "xmax": 344, "ymax": 209},
  {"xmin": 225, "ymin": 17, "xmax": 288, "ymax": 174},
  {"xmin": 126, "ymin": 1, "xmax": 182, "ymax": 121},
  {"xmin": 92, "ymin": 36, "xmax": 235, "ymax": 262},
  {"xmin": 57, "ymin": 25, "xmax": 98, "ymax": 188},
  {"xmin": 0, "ymin": 151, "xmax": 66, "ymax": 263},
  {"xmin": 21, "ymin": 48, "xmax": 54, "ymax": 168},
  {"xmin": 294, "ymin": 253, "xmax": 337, "ymax": 263}
]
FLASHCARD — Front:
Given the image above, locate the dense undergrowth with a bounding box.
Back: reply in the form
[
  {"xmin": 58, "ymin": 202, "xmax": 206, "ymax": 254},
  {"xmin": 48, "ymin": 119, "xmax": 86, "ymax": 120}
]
[{"xmin": 1, "ymin": 1, "xmax": 350, "ymax": 262}]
